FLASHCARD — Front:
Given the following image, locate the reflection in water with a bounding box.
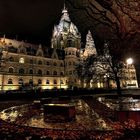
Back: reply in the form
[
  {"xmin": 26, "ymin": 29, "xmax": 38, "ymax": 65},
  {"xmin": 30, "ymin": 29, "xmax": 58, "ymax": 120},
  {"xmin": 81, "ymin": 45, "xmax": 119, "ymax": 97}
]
[
  {"xmin": 0, "ymin": 99, "xmax": 112, "ymax": 131},
  {"xmin": 98, "ymin": 97, "xmax": 140, "ymax": 111}
]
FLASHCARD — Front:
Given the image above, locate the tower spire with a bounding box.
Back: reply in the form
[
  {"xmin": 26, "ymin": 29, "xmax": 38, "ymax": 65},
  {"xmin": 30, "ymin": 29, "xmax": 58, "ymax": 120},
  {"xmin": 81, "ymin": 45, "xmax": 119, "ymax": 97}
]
[
  {"xmin": 64, "ymin": 0, "xmax": 66, "ymax": 10},
  {"xmin": 83, "ymin": 30, "xmax": 97, "ymax": 57},
  {"xmin": 61, "ymin": 1, "xmax": 70, "ymax": 22},
  {"xmin": 62, "ymin": 0, "xmax": 67, "ymax": 14}
]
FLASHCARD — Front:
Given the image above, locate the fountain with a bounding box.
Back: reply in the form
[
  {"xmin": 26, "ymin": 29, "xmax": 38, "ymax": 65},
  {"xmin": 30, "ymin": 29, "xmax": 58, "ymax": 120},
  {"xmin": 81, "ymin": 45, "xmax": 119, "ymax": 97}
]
[
  {"xmin": 98, "ymin": 97, "xmax": 140, "ymax": 122},
  {"xmin": 0, "ymin": 97, "xmax": 112, "ymax": 131}
]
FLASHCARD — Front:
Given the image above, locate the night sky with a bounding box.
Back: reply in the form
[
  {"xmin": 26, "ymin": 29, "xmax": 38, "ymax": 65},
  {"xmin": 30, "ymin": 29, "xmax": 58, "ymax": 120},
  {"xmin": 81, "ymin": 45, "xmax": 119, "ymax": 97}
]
[{"xmin": 0, "ymin": 0, "xmax": 65, "ymax": 46}]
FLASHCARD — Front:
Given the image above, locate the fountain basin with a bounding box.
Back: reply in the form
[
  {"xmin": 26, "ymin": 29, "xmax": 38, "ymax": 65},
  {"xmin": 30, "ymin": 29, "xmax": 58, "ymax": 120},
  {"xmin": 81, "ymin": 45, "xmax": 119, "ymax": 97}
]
[
  {"xmin": 98, "ymin": 97, "xmax": 140, "ymax": 122},
  {"xmin": 115, "ymin": 110, "xmax": 140, "ymax": 122}
]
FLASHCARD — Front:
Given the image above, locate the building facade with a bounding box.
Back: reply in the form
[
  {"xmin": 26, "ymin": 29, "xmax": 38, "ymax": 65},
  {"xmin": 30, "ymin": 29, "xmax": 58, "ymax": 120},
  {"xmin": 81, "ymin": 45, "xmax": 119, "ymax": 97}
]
[
  {"xmin": 0, "ymin": 7, "xmax": 81, "ymax": 91},
  {"xmin": 0, "ymin": 7, "xmax": 138, "ymax": 91}
]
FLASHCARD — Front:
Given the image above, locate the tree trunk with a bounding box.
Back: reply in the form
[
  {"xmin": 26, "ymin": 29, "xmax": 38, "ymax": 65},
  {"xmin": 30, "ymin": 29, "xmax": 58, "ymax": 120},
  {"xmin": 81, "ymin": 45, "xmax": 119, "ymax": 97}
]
[
  {"xmin": 86, "ymin": 81, "xmax": 90, "ymax": 89},
  {"xmin": 80, "ymin": 79, "xmax": 84, "ymax": 88},
  {"xmin": 115, "ymin": 74, "xmax": 122, "ymax": 96}
]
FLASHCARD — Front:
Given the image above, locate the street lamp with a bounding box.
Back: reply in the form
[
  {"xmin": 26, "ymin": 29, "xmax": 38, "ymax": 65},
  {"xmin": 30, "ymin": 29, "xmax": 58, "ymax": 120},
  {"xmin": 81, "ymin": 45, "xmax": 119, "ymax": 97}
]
[
  {"xmin": 126, "ymin": 57, "xmax": 133, "ymax": 88},
  {"xmin": 126, "ymin": 58, "xmax": 133, "ymax": 65},
  {"xmin": 104, "ymin": 73, "xmax": 110, "ymax": 89}
]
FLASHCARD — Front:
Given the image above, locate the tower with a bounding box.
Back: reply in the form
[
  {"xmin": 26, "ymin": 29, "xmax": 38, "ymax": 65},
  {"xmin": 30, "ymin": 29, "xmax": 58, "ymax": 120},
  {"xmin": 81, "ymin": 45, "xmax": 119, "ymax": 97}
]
[
  {"xmin": 83, "ymin": 30, "xmax": 97, "ymax": 58},
  {"xmin": 51, "ymin": 5, "xmax": 81, "ymax": 49}
]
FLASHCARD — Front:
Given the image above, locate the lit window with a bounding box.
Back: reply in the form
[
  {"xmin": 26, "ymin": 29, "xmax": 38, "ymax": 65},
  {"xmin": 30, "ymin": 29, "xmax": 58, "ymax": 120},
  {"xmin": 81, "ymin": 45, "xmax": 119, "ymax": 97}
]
[{"xmin": 19, "ymin": 57, "xmax": 24, "ymax": 64}]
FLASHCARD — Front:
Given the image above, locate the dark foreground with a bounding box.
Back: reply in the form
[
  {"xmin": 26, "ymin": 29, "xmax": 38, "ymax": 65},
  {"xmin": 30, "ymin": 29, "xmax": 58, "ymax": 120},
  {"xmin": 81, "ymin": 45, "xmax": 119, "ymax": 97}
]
[{"xmin": 0, "ymin": 89, "xmax": 140, "ymax": 139}]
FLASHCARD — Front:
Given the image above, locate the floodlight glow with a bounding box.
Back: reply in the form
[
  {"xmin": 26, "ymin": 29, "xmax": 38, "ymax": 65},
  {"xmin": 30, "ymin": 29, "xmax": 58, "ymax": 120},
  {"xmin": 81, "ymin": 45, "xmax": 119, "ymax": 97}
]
[{"xmin": 126, "ymin": 58, "xmax": 133, "ymax": 65}]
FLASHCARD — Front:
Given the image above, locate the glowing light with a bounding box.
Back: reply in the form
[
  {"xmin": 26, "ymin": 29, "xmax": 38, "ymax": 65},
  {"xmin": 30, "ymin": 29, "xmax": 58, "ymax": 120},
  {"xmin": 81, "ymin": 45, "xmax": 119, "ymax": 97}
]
[{"xmin": 126, "ymin": 58, "xmax": 133, "ymax": 65}]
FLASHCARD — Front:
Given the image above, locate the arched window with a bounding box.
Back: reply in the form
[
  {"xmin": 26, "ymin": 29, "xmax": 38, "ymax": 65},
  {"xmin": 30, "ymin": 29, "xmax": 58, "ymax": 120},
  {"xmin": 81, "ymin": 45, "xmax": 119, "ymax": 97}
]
[
  {"xmin": 20, "ymin": 49, "xmax": 25, "ymax": 53},
  {"xmin": 46, "ymin": 61, "xmax": 50, "ymax": 65},
  {"xmin": 60, "ymin": 63, "xmax": 63, "ymax": 67},
  {"xmin": 60, "ymin": 72, "xmax": 63, "ymax": 76},
  {"xmin": 60, "ymin": 80, "xmax": 64, "ymax": 84},
  {"xmin": 69, "ymin": 71, "xmax": 72, "ymax": 75},
  {"xmin": 46, "ymin": 79, "xmax": 50, "ymax": 84},
  {"xmin": 53, "ymin": 62, "xmax": 57, "ymax": 66},
  {"xmin": 37, "ymin": 51, "xmax": 43, "ymax": 56},
  {"xmin": 19, "ymin": 79, "xmax": 24, "ymax": 84},
  {"xmin": 38, "ymin": 79, "xmax": 42, "ymax": 84},
  {"xmin": 69, "ymin": 62, "xmax": 71, "ymax": 65},
  {"xmin": 67, "ymin": 40, "xmax": 73, "ymax": 47},
  {"xmin": 29, "ymin": 69, "xmax": 33, "ymax": 74},
  {"xmin": 29, "ymin": 79, "xmax": 33, "ymax": 85},
  {"xmin": 8, "ymin": 67, "xmax": 14, "ymax": 73},
  {"xmin": 38, "ymin": 69, "xmax": 42, "ymax": 75},
  {"xmin": 46, "ymin": 71, "xmax": 50, "ymax": 75},
  {"xmin": 38, "ymin": 60, "xmax": 42, "ymax": 65},
  {"xmin": 53, "ymin": 80, "xmax": 57, "ymax": 84},
  {"xmin": 8, "ymin": 79, "xmax": 13, "ymax": 84},
  {"xmin": 19, "ymin": 68, "xmax": 25, "ymax": 74},
  {"xmin": 30, "ymin": 59, "xmax": 33, "ymax": 64},
  {"xmin": 53, "ymin": 71, "xmax": 57, "ymax": 75},
  {"xmin": 9, "ymin": 57, "xmax": 14, "ymax": 62}
]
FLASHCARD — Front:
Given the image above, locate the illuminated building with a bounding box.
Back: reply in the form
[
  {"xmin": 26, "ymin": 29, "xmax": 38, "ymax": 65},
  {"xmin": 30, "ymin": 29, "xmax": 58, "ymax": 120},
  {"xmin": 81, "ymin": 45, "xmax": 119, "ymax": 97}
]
[
  {"xmin": 0, "ymin": 6, "xmax": 138, "ymax": 91},
  {"xmin": 0, "ymin": 6, "xmax": 80, "ymax": 91}
]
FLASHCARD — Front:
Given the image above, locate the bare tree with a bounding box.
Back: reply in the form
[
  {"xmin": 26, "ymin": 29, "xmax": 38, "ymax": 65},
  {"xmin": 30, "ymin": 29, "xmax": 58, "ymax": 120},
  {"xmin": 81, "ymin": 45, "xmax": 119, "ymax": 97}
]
[
  {"xmin": 75, "ymin": 54, "xmax": 96, "ymax": 88},
  {"xmin": 66, "ymin": 0, "xmax": 140, "ymax": 70},
  {"xmin": 95, "ymin": 42, "xmax": 125, "ymax": 95},
  {"xmin": 66, "ymin": 0, "xmax": 140, "ymax": 89},
  {"xmin": 66, "ymin": 0, "xmax": 140, "ymax": 40}
]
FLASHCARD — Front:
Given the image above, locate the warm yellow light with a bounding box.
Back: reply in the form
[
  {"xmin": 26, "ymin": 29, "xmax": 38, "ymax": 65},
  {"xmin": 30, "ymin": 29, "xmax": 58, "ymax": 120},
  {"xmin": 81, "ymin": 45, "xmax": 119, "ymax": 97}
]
[{"xmin": 126, "ymin": 58, "xmax": 133, "ymax": 65}]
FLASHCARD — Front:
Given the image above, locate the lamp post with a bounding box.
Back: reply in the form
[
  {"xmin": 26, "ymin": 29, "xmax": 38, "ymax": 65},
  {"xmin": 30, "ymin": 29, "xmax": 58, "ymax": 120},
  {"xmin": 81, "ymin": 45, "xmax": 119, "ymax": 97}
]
[
  {"xmin": 104, "ymin": 73, "xmax": 110, "ymax": 89},
  {"xmin": 0, "ymin": 47, "xmax": 5, "ymax": 92},
  {"xmin": 126, "ymin": 58, "xmax": 133, "ymax": 88}
]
